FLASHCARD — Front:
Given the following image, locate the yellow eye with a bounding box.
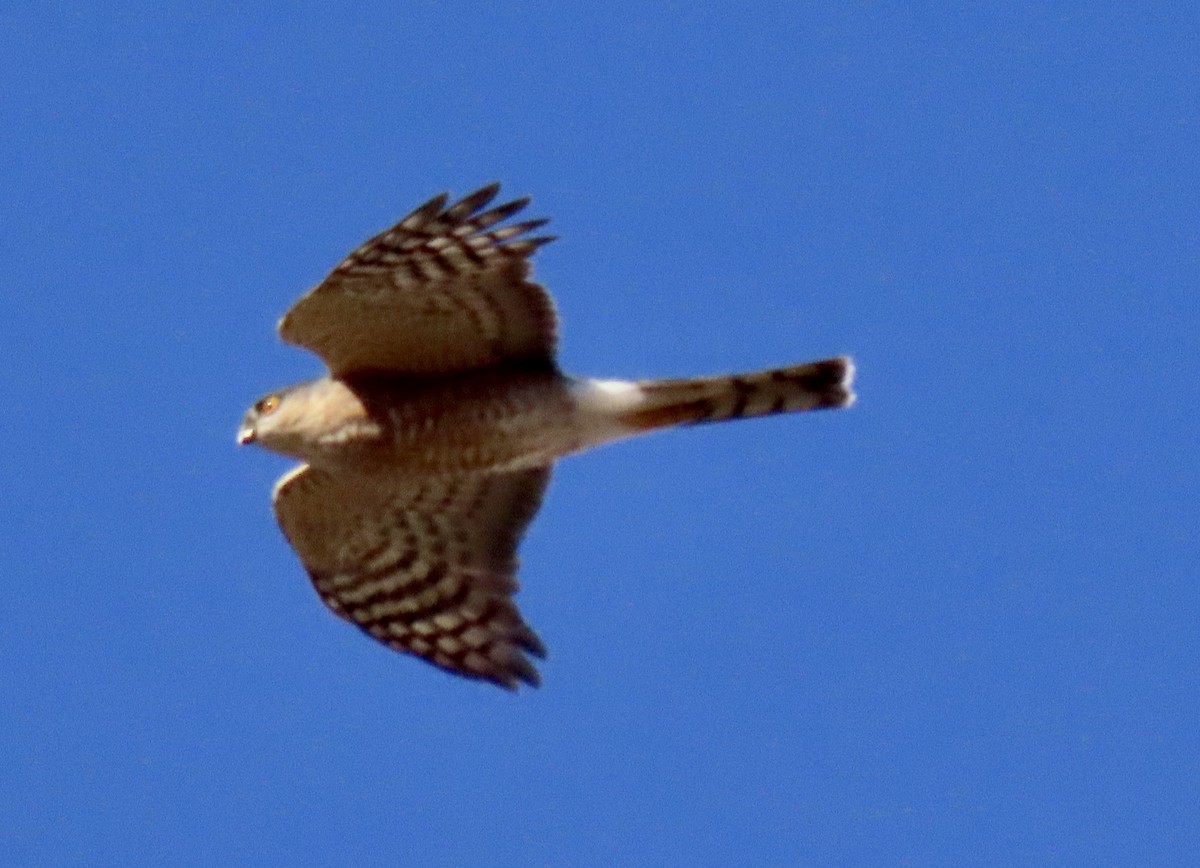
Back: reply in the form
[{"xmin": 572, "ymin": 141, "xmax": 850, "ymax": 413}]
[{"xmin": 258, "ymin": 394, "xmax": 281, "ymax": 415}]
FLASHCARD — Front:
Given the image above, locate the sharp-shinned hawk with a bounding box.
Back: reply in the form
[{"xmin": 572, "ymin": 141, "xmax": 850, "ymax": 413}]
[{"xmin": 238, "ymin": 184, "xmax": 855, "ymax": 689}]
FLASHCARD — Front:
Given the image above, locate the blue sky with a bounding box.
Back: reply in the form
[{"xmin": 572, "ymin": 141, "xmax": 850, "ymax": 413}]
[{"xmin": 2, "ymin": 3, "xmax": 1196, "ymax": 865}]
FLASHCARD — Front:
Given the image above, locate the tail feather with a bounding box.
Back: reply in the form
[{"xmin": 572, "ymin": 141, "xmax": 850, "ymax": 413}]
[{"xmin": 620, "ymin": 357, "xmax": 855, "ymax": 432}]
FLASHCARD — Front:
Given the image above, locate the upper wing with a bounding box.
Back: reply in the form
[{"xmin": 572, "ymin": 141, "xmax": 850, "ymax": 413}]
[
  {"xmin": 279, "ymin": 184, "xmax": 558, "ymax": 376},
  {"xmin": 272, "ymin": 464, "xmax": 552, "ymax": 689}
]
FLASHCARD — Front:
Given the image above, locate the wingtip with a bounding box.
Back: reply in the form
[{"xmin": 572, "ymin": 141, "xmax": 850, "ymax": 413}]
[
  {"xmin": 481, "ymin": 656, "xmax": 542, "ymax": 691},
  {"xmin": 514, "ymin": 660, "xmax": 543, "ymax": 689},
  {"xmin": 421, "ymin": 190, "xmax": 451, "ymax": 211},
  {"xmin": 400, "ymin": 190, "xmax": 450, "ymax": 229},
  {"xmin": 520, "ymin": 626, "xmax": 549, "ymax": 659},
  {"xmin": 446, "ymin": 183, "xmax": 503, "ymax": 220}
]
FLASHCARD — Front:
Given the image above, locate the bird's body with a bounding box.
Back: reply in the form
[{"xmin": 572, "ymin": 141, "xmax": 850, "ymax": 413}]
[
  {"xmin": 254, "ymin": 365, "xmax": 576, "ymax": 474},
  {"xmin": 239, "ymin": 184, "xmax": 855, "ymax": 689},
  {"xmin": 254, "ymin": 357, "xmax": 853, "ymax": 477}
]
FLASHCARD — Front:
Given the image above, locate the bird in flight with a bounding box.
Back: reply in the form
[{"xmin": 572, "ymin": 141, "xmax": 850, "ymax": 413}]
[{"xmin": 238, "ymin": 184, "xmax": 855, "ymax": 689}]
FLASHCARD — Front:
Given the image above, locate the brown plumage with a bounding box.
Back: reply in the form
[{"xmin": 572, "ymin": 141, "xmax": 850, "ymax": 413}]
[{"xmin": 239, "ymin": 184, "xmax": 855, "ymax": 689}]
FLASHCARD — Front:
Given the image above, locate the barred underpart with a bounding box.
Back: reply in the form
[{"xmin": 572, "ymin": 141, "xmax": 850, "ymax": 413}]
[{"xmin": 273, "ymin": 464, "xmax": 550, "ymax": 689}]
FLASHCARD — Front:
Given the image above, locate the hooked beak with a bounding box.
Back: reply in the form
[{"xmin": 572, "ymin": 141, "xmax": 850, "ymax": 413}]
[{"xmin": 237, "ymin": 424, "xmax": 256, "ymax": 446}]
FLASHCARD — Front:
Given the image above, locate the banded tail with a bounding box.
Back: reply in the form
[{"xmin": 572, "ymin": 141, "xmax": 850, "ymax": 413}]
[{"xmin": 617, "ymin": 357, "xmax": 855, "ymax": 433}]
